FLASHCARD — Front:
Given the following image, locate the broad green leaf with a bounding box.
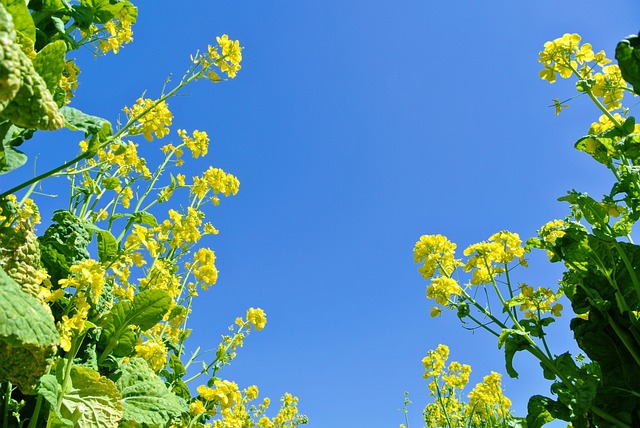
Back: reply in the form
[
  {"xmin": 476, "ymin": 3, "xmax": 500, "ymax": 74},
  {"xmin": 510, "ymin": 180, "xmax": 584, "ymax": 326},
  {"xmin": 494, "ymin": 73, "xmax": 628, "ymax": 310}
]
[
  {"xmin": 0, "ymin": 267, "xmax": 59, "ymax": 393},
  {"xmin": 130, "ymin": 288, "xmax": 172, "ymax": 330},
  {"xmin": 0, "ymin": 267, "xmax": 59, "ymax": 348},
  {"xmin": 0, "ymin": 138, "xmax": 26, "ymax": 174},
  {"xmin": 96, "ymin": 229, "xmax": 118, "ymax": 262},
  {"xmin": 80, "ymin": 0, "xmax": 137, "ymax": 24},
  {"xmin": 81, "ymin": 221, "xmax": 118, "ymax": 263},
  {"xmin": 558, "ymin": 191, "xmax": 608, "ymax": 230},
  {"xmin": 616, "ymin": 33, "xmax": 640, "ymax": 95},
  {"xmin": 99, "ymin": 289, "xmax": 171, "ymax": 361},
  {"xmin": 570, "ymin": 311, "xmax": 640, "ymax": 426},
  {"xmin": 131, "ymin": 211, "xmax": 158, "ymax": 227},
  {"xmin": 0, "ymin": 122, "xmax": 34, "ymax": 175},
  {"xmin": 32, "ymin": 40, "xmax": 67, "ymax": 93},
  {"xmin": 99, "ymin": 300, "xmax": 136, "ymax": 359},
  {"xmin": 1, "ymin": 0, "xmax": 35, "ymax": 43},
  {"xmin": 36, "ymin": 374, "xmax": 74, "ymax": 425},
  {"xmin": 526, "ymin": 395, "xmax": 557, "ymax": 428},
  {"xmin": 56, "ymin": 366, "xmax": 123, "ymax": 428},
  {"xmin": 113, "ymin": 358, "xmax": 185, "ymax": 425},
  {"xmin": 60, "ymin": 106, "xmax": 113, "ymax": 154}
]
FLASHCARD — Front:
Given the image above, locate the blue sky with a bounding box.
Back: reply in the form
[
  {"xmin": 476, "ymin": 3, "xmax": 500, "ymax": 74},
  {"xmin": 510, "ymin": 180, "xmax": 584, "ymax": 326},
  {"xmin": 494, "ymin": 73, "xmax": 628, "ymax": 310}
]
[{"xmin": 7, "ymin": 1, "xmax": 640, "ymax": 427}]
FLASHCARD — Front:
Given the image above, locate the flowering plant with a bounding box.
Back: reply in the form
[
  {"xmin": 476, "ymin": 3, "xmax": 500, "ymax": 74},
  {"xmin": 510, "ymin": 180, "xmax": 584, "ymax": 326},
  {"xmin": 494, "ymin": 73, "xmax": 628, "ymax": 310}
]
[
  {"xmin": 413, "ymin": 33, "xmax": 640, "ymax": 427},
  {"xmin": 0, "ymin": 2, "xmax": 306, "ymax": 427},
  {"xmin": 401, "ymin": 344, "xmax": 519, "ymax": 428}
]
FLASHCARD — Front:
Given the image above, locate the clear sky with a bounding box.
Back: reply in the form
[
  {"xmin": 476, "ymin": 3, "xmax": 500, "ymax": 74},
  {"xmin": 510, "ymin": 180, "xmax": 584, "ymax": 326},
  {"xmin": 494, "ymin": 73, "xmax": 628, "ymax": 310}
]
[{"xmin": 6, "ymin": 1, "xmax": 640, "ymax": 427}]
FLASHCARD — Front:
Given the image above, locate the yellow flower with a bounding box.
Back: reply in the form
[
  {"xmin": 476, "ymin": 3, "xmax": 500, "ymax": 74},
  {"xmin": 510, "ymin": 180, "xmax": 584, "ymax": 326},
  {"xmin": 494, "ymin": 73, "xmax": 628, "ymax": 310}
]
[
  {"xmin": 413, "ymin": 234, "xmax": 461, "ymax": 279},
  {"xmin": 135, "ymin": 339, "xmax": 168, "ymax": 371},
  {"xmin": 178, "ymin": 129, "xmax": 210, "ymax": 158},
  {"xmin": 190, "ymin": 400, "xmax": 206, "ymax": 415},
  {"xmin": 247, "ymin": 307, "xmax": 267, "ymax": 330},
  {"xmin": 98, "ymin": 10, "xmax": 134, "ymax": 55},
  {"xmin": 58, "ymin": 259, "xmax": 106, "ymax": 304},
  {"xmin": 427, "ymin": 276, "xmax": 462, "ymax": 305},
  {"xmin": 244, "ymin": 385, "xmax": 259, "ymax": 401},
  {"xmin": 422, "ymin": 344, "xmax": 449, "ymax": 378},
  {"xmin": 123, "ymin": 98, "xmax": 173, "ymax": 141},
  {"xmin": 59, "ymin": 60, "xmax": 80, "ymax": 104},
  {"xmin": 190, "ymin": 247, "xmax": 218, "ymax": 289}
]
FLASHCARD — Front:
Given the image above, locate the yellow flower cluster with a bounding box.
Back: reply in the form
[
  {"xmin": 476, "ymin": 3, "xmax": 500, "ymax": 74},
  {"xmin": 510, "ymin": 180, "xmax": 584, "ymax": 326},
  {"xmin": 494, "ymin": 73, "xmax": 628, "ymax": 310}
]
[
  {"xmin": 539, "ymin": 33, "xmax": 626, "ymax": 112},
  {"xmin": 192, "ymin": 381, "xmax": 303, "ymax": 427},
  {"xmin": 134, "ymin": 338, "xmax": 168, "ymax": 371},
  {"xmin": 0, "ymin": 195, "xmax": 40, "ymax": 226},
  {"xmin": 246, "ymin": 307, "xmax": 267, "ymax": 331},
  {"xmin": 421, "ymin": 344, "xmax": 513, "ymax": 428},
  {"xmin": 98, "ymin": 10, "xmax": 134, "ymax": 54},
  {"xmin": 57, "ymin": 259, "xmax": 106, "ymax": 351},
  {"xmin": 59, "ymin": 60, "xmax": 80, "ymax": 105},
  {"xmin": 192, "ymin": 167, "xmax": 241, "ymax": 203},
  {"xmin": 123, "ymin": 98, "xmax": 173, "ymax": 141},
  {"xmin": 95, "ymin": 140, "xmax": 151, "ymax": 179},
  {"xmin": 537, "ymin": 219, "xmax": 566, "ymax": 259},
  {"xmin": 466, "ymin": 372, "xmax": 512, "ymax": 425},
  {"xmin": 427, "ymin": 277, "xmax": 462, "ymax": 306},
  {"xmin": 160, "ymin": 207, "xmax": 205, "ymax": 250},
  {"xmin": 517, "ymin": 283, "xmax": 564, "ymax": 320},
  {"xmin": 178, "ymin": 129, "xmax": 210, "ymax": 158},
  {"xmin": 463, "ymin": 231, "xmax": 525, "ymax": 285},
  {"xmin": 189, "ymin": 247, "xmax": 219, "ymax": 289},
  {"xmin": 539, "ymin": 34, "xmax": 593, "ymax": 82},
  {"xmin": 413, "ymin": 234, "xmax": 461, "ymax": 279}
]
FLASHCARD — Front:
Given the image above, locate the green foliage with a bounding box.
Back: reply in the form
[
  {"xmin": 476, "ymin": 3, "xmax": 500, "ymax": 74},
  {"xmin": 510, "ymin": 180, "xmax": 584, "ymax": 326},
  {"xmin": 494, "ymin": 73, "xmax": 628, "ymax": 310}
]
[
  {"xmin": 0, "ymin": 221, "xmax": 42, "ymax": 297},
  {"xmin": 113, "ymin": 358, "xmax": 185, "ymax": 426},
  {"xmin": 0, "ymin": 266, "xmax": 58, "ymax": 393},
  {"xmin": 0, "ymin": 3, "xmax": 304, "ymax": 427},
  {"xmin": 39, "ymin": 210, "xmax": 91, "ymax": 285},
  {"xmin": 616, "ymin": 32, "xmax": 640, "ymax": 95},
  {"xmin": 48, "ymin": 365, "xmax": 123, "ymax": 427},
  {"xmin": 98, "ymin": 289, "xmax": 171, "ymax": 362}
]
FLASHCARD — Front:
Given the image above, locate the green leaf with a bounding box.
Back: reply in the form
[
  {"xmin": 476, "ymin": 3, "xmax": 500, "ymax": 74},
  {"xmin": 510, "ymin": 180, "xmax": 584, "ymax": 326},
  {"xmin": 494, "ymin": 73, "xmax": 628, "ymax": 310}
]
[
  {"xmin": 0, "ymin": 127, "xmax": 26, "ymax": 175},
  {"xmin": 558, "ymin": 191, "xmax": 609, "ymax": 231},
  {"xmin": 169, "ymin": 353, "xmax": 186, "ymax": 378},
  {"xmin": 96, "ymin": 229, "xmax": 118, "ymax": 262},
  {"xmin": 616, "ymin": 32, "xmax": 640, "ymax": 95},
  {"xmin": 32, "ymin": 39, "xmax": 67, "ymax": 93},
  {"xmin": 79, "ymin": 0, "xmax": 137, "ymax": 24},
  {"xmin": 526, "ymin": 395, "xmax": 563, "ymax": 428},
  {"xmin": 131, "ymin": 211, "xmax": 158, "ymax": 227},
  {"xmin": 36, "ymin": 374, "xmax": 74, "ymax": 425},
  {"xmin": 99, "ymin": 289, "xmax": 171, "ymax": 361},
  {"xmin": 1, "ymin": 0, "xmax": 36, "ymax": 42},
  {"xmin": 113, "ymin": 358, "xmax": 185, "ymax": 425},
  {"xmin": 0, "ymin": 266, "xmax": 59, "ymax": 393},
  {"xmin": 54, "ymin": 366, "xmax": 123, "ymax": 428},
  {"xmin": 498, "ymin": 328, "xmax": 529, "ymax": 378},
  {"xmin": 59, "ymin": 106, "xmax": 112, "ymax": 154},
  {"xmin": 83, "ymin": 223, "xmax": 118, "ymax": 263}
]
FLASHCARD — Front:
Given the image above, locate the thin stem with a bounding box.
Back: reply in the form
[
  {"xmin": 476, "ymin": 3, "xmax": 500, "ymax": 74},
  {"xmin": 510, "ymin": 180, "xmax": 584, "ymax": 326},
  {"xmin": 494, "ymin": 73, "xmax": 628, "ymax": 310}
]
[{"xmin": 26, "ymin": 394, "xmax": 43, "ymax": 428}]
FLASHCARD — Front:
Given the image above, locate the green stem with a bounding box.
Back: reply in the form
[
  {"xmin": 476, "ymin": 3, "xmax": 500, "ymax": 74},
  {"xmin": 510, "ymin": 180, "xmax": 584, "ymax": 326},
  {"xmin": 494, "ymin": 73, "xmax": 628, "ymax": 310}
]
[
  {"xmin": 591, "ymin": 405, "xmax": 632, "ymax": 428},
  {"xmin": 433, "ymin": 380, "xmax": 453, "ymax": 428},
  {"xmin": 1, "ymin": 151, "xmax": 89, "ymax": 198},
  {"xmin": 26, "ymin": 394, "xmax": 43, "ymax": 428},
  {"xmin": 57, "ymin": 336, "xmax": 83, "ymax": 410}
]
